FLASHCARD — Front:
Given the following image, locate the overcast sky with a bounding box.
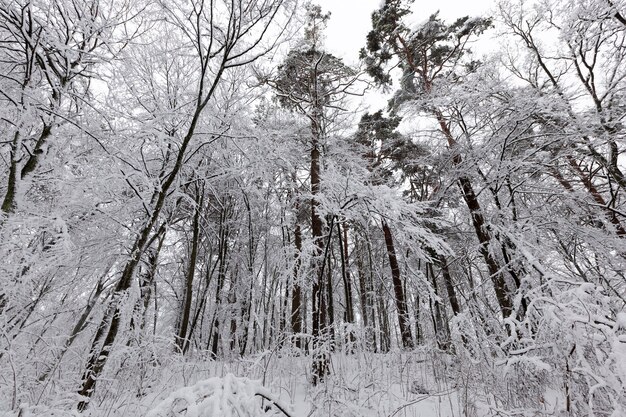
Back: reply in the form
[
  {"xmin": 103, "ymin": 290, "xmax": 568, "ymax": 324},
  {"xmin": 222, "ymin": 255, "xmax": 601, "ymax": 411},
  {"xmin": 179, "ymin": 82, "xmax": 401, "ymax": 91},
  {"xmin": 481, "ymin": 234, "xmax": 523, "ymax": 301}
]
[{"xmin": 315, "ymin": 0, "xmax": 496, "ymax": 64}]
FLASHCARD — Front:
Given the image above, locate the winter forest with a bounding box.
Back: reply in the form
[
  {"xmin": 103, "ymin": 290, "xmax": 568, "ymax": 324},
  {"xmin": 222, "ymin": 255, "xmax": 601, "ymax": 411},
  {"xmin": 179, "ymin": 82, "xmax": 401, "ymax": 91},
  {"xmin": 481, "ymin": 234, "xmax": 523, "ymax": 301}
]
[{"xmin": 1, "ymin": 0, "xmax": 626, "ymax": 415}]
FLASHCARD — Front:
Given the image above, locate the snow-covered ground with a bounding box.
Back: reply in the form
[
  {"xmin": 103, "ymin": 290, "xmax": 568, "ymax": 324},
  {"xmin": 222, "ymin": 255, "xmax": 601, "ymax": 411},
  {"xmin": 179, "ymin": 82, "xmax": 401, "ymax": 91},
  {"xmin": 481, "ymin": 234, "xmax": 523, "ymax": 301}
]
[{"xmin": 5, "ymin": 347, "xmax": 564, "ymax": 417}]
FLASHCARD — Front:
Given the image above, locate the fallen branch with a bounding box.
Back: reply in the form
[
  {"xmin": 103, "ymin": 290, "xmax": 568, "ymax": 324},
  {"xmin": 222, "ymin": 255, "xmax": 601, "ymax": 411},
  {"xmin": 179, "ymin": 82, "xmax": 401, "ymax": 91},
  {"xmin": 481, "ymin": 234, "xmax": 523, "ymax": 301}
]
[{"xmin": 255, "ymin": 389, "xmax": 295, "ymax": 417}]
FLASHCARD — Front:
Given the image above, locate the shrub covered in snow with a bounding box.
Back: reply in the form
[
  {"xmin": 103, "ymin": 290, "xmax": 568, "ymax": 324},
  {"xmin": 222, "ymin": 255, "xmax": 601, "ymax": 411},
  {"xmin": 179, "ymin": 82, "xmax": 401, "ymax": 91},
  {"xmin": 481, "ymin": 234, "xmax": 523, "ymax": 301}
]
[{"xmin": 146, "ymin": 374, "xmax": 293, "ymax": 417}]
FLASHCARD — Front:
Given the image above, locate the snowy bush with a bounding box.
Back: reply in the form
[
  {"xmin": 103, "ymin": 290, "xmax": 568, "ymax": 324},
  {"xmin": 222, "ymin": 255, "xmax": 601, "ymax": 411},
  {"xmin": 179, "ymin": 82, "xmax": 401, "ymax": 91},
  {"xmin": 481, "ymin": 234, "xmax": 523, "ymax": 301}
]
[{"xmin": 146, "ymin": 374, "xmax": 293, "ymax": 417}]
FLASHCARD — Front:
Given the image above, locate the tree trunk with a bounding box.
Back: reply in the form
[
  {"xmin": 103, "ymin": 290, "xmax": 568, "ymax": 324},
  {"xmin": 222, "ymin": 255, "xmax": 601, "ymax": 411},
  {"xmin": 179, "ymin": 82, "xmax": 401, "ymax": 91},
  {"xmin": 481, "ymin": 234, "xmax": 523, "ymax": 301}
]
[
  {"xmin": 338, "ymin": 222, "xmax": 355, "ymax": 350},
  {"xmin": 435, "ymin": 110, "xmax": 514, "ymax": 319},
  {"xmin": 357, "ymin": 235, "xmax": 377, "ymax": 351},
  {"xmin": 187, "ymin": 247, "xmax": 216, "ymax": 355},
  {"xmin": 413, "ymin": 290, "xmax": 422, "ymax": 346},
  {"xmin": 228, "ymin": 270, "xmax": 239, "ymax": 355},
  {"xmin": 436, "ymin": 255, "xmax": 461, "ymax": 316},
  {"xmin": 210, "ymin": 207, "xmax": 230, "ymax": 359},
  {"xmin": 77, "ymin": 92, "xmax": 211, "ymax": 410},
  {"xmin": 128, "ymin": 227, "xmax": 166, "ymax": 341},
  {"xmin": 376, "ymin": 286, "xmax": 391, "ymax": 353},
  {"xmin": 291, "ymin": 222, "xmax": 303, "ymax": 348},
  {"xmin": 1, "ymin": 132, "xmax": 20, "ymax": 214},
  {"xmin": 381, "ymin": 220, "xmax": 414, "ymax": 349},
  {"xmin": 428, "ymin": 264, "xmax": 451, "ymax": 351},
  {"xmin": 326, "ymin": 253, "xmax": 335, "ymax": 350},
  {"xmin": 37, "ymin": 273, "xmax": 111, "ymax": 383},
  {"xmin": 310, "ymin": 102, "xmax": 329, "ymax": 384},
  {"xmin": 176, "ymin": 194, "xmax": 202, "ymax": 353}
]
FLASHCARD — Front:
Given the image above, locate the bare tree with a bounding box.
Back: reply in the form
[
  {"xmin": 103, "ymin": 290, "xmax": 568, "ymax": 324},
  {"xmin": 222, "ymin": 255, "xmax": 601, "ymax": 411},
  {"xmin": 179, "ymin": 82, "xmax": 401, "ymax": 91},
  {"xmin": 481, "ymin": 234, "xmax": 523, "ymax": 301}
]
[{"xmin": 76, "ymin": 0, "xmax": 295, "ymax": 408}]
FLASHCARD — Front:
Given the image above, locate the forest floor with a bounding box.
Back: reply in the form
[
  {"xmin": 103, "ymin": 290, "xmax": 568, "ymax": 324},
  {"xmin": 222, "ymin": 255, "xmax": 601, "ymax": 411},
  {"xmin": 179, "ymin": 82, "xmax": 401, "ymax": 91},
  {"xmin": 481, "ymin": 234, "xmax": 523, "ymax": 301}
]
[{"xmin": 4, "ymin": 346, "xmax": 565, "ymax": 417}]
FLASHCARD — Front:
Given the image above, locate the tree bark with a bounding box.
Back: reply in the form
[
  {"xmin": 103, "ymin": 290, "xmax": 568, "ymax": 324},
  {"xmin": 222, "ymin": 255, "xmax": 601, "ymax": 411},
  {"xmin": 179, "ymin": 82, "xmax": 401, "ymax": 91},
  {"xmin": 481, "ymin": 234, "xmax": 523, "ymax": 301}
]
[
  {"xmin": 291, "ymin": 222, "xmax": 303, "ymax": 348},
  {"xmin": 337, "ymin": 222, "xmax": 355, "ymax": 349},
  {"xmin": 210, "ymin": 206, "xmax": 230, "ymax": 359},
  {"xmin": 176, "ymin": 192, "xmax": 202, "ymax": 353},
  {"xmin": 381, "ymin": 220, "xmax": 414, "ymax": 349},
  {"xmin": 310, "ymin": 102, "xmax": 329, "ymax": 384},
  {"xmin": 435, "ymin": 111, "xmax": 514, "ymax": 319},
  {"xmin": 355, "ymin": 241, "xmax": 375, "ymax": 350},
  {"xmin": 376, "ymin": 285, "xmax": 391, "ymax": 353},
  {"xmin": 77, "ymin": 81, "xmax": 215, "ymax": 409},
  {"xmin": 1, "ymin": 132, "xmax": 20, "ymax": 214},
  {"xmin": 428, "ymin": 264, "xmax": 451, "ymax": 351},
  {"xmin": 436, "ymin": 255, "xmax": 461, "ymax": 316}
]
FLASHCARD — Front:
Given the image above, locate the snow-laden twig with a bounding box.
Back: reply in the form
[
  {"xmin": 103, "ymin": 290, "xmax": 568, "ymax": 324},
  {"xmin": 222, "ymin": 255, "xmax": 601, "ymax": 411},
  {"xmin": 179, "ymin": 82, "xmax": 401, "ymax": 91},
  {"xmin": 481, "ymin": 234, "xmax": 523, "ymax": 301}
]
[{"xmin": 387, "ymin": 389, "xmax": 456, "ymax": 417}]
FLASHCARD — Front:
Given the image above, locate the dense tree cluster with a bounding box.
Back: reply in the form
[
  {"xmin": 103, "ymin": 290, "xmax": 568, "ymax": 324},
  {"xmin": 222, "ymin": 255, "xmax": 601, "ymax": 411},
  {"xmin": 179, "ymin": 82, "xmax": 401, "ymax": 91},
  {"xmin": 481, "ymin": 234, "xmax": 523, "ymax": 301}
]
[{"xmin": 0, "ymin": 0, "xmax": 625, "ymax": 415}]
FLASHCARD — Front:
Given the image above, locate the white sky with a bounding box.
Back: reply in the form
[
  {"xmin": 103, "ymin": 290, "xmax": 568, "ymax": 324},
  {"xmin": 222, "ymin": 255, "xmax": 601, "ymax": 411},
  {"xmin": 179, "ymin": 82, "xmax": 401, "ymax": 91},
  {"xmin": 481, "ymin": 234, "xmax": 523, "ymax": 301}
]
[{"xmin": 316, "ymin": 0, "xmax": 497, "ymax": 64}]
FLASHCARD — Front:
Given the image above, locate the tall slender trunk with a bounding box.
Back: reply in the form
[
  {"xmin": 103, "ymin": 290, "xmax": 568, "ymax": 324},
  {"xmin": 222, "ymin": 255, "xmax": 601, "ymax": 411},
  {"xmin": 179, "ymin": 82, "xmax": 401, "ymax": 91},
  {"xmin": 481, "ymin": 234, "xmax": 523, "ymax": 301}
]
[
  {"xmin": 338, "ymin": 222, "xmax": 355, "ymax": 349},
  {"xmin": 176, "ymin": 193, "xmax": 202, "ymax": 353},
  {"xmin": 140, "ymin": 236, "xmax": 164, "ymax": 331},
  {"xmin": 376, "ymin": 286, "xmax": 391, "ymax": 353},
  {"xmin": 436, "ymin": 255, "xmax": 461, "ymax": 316},
  {"xmin": 326, "ymin": 252, "xmax": 335, "ymax": 349},
  {"xmin": 228, "ymin": 269, "xmax": 239, "ymax": 354},
  {"xmin": 356, "ymin": 243, "xmax": 374, "ymax": 350},
  {"xmin": 278, "ymin": 277, "xmax": 289, "ymax": 348},
  {"xmin": 291, "ymin": 222, "xmax": 303, "ymax": 348},
  {"xmin": 237, "ymin": 193, "xmax": 257, "ymax": 356},
  {"xmin": 413, "ymin": 290, "xmax": 422, "ymax": 346},
  {"xmin": 210, "ymin": 207, "xmax": 230, "ymax": 359},
  {"xmin": 310, "ymin": 101, "xmax": 329, "ymax": 384},
  {"xmin": 238, "ymin": 271, "xmax": 254, "ymax": 356},
  {"xmin": 381, "ymin": 220, "xmax": 414, "ymax": 349},
  {"xmin": 428, "ymin": 264, "xmax": 451, "ymax": 351},
  {"xmin": 188, "ymin": 247, "xmax": 216, "ymax": 354},
  {"xmin": 129, "ymin": 228, "xmax": 166, "ymax": 341}
]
